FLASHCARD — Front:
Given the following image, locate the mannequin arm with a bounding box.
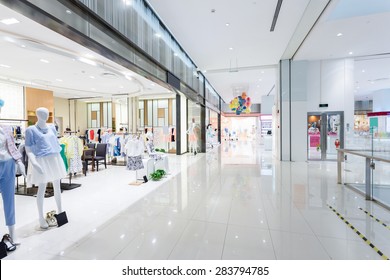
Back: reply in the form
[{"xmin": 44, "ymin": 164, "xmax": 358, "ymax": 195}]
[{"xmin": 25, "ymin": 146, "xmax": 44, "ymax": 174}]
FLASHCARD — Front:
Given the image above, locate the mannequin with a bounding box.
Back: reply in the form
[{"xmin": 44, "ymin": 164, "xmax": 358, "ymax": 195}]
[
  {"xmin": 206, "ymin": 124, "xmax": 214, "ymax": 148},
  {"xmin": 187, "ymin": 118, "xmax": 198, "ymax": 155},
  {"xmin": 0, "ymin": 99, "xmax": 26, "ymax": 249},
  {"xmin": 126, "ymin": 134, "xmax": 144, "ymax": 170},
  {"xmin": 25, "ymin": 107, "xmax": 67, "ymax": 229}
]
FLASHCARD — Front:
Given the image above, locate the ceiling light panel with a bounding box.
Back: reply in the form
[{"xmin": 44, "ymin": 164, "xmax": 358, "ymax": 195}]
[
  {"xmin": 0, "ymin": 18, "xmax": 20, "ymax": 25},
  {"xmin": 78, "ymin": 57, "xmax": 97, "ymax": 66}
]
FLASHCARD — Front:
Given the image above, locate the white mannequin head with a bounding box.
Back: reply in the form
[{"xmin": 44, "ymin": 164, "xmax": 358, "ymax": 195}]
[{"xmin": 36, "ymin": 107, "xmax": 49, "ymax": 122}]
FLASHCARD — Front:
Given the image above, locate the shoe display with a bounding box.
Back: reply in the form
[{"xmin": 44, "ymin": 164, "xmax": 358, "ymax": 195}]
[
  {"xmin": 45, "ymin": 210, "xmax": 58, "ymax": 227},
  {"xmin": 1, "ymin": 234, "xmax": 16, "ymax": 252}
]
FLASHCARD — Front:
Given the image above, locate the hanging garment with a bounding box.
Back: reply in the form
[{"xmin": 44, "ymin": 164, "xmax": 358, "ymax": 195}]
[
  {"xmin": 68, "ymin": 138, "xmax": 82, "ymax": 173},
  {"xmin": 171, "ymin": 127, "xmax": 175, "ymax": 142},
  {"xmin": 126, "ymin": 155, "xmax": 144, "ymax": 170},
  {"xmin": 60, "ymin": 144, "xmax": 69, "ymax": 172},
  {"xmin": 0, "ymin": 125, "xmax": 23, "ymax": 162},
  {"xmin": 97, "ymin": 129, "xmax": 102, "ymax": 143},
  {"xmin": 60, "ymin": 136, "xmax": 83, "ymax": 174},
  {"xmin": 89, "ymin": 129, "xmax": 95, "ymax": 142}
]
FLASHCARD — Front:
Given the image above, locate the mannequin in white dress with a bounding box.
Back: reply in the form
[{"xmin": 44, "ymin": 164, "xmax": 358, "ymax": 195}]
[{"xmin": 25, "ymin": 108, "xmax": 67, "ymax": 229}]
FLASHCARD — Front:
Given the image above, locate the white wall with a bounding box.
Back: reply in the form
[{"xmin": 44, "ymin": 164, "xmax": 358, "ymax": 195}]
[
  {"xmin": 280, "ymin": 58, "xmax": 354, "ymax": 162},
  {"xmin": 261, "ymin": 95, "xmax": 275, "ymax": 114},
  {"xmin": 373, "ymin": 89, "xmax": 390, "ymax": 112},
  {"xmin": 54, "ymin": 97, "xmax": 70, "ymax": 133},
  {"xmin": 68, "ymin": 100, "xmax": 87, "ymax": 134},
  {"xmin": 76, "ymin": 101, "xmax": 87, "ymax": 133},
  {"xmin": 291, "ymin": 61, "xmax": 309, "ymax": 162},
  {"xmin": 307, "ymin": 59, "xmax": 354, "ymax": 133},
  {"xmin": 280, "ymin": 60, "xmax": 291, "ymax": 161}
]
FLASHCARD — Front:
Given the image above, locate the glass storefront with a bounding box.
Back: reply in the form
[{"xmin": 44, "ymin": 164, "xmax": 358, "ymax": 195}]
[
  {"xmin": 138, "ymin": 97, "xmax": 176, "ymax": 153},
  {"xmin": 187, "ymin": 99, "xmax": 201, "ymax": 153},
  {"xmin": 221, "ymin": 116, "xmax": 257, "ymax": 141}
]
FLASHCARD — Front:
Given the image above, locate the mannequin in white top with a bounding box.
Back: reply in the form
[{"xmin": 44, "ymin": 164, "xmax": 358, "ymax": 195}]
[
  {"xmin": 25, "ymin": 108, "xmax": 66, "ymax": 229},
  {"xmin": 0, "ymin": 100, "xmax": 26, "ymax": 243},
  {"xmin": 187, "ymin": 118, "xmax": 198, "ymax": 155}
]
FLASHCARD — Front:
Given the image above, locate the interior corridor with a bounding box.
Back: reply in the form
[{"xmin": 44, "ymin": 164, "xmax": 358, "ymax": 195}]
[{"xmin": 4, "ymin": 141, "xmax": 390, "ymax": 260}]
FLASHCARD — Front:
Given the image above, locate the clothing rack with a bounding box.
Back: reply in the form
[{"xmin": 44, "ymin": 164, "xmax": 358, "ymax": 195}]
[
  {"xmin": 64, "ymin": 131, "xmax": 78, "ymax": 134},
  {"xmin": 60, "ymin": 134, "xmax": 82, "ymax": 190},
  {"xmin": 60, "ymin": 173, "xmax": 82, "ymax": 190}
]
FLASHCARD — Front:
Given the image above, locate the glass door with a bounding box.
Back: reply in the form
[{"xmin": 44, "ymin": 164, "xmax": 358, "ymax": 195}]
[
  {"xmin": 325, "ymin": 112, "xmax": 343, "ymax": 160},
  {"xmin": 307, "ymin": 111, "xmax": 344, "ymax": 161},
  {"xmin": 307, "ymin": 113, "xmax": 322, "ymax": 160}
]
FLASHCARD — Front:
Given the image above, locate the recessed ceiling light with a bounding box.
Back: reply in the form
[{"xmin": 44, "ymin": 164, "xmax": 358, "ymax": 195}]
[
  {"xmin": 151, "ymin": 83, "xmax": 155, "ymax": 86},
  {"xmin": 85, "ymin": 53, "xmax": 94, "ymax": 58},
  {"xmin": 20, "ymin": 44, "xmax": 26, "ymax": 48},
  {"xmin": 0, "ymin": 18, "xmax": 20, "ymax": 25},
  {"xmin": 78, "ymin": 57, "xmax": 97, "ymax": 66},
  {"xmin": 123, "ymin": 0, "xmax": 132, "ymax": 5},
  {"xmin": 261, "ymin": 70, "xmax": 265, "ymax": 74},
  {"xmin": 225, "ymin": 23, "xmax": 230, "ymax": 27},
  {"xmin": 337, "ymin": 33, "xmax": 343, "ymax": 37},
  {"xmin": 56, "ymin": 79, "xmax": 63, "ymax": 82},
  {"xmin": 259, "ymin": 79, "xmax": 262, "ymax": 81},
  {"xmin": 89, "ymin": 75, "xmax": 95, "ymax": 79},
  {"xmin": 174, "ymin": 53, "xmax": 179, "ymax": 56},
  {"xmin": 229, "ymin": 47, "xmax": 233, "ymax": 50},
  {"xmin": 66, "ymin": 10, "xmax": 72, "ymax": 14},
  {"xmin": 40, "ymin": 59, "xmax": 50, "ymax": 63},
  {"xmin": 203, "ymin": 70, "xmax": 207, "ymax": 73},
  {"xmin": 155, "ymin": 33, "xmax": 162, "ymax": 38},
  {"xmin": 349, "ymin": 51, "xmax": 353, "ymax": 55},
  {"xmin": 362, "ymin": 69, "xmax": 365, "ymax": 73},
  {"xmin": 91, "ymin": 87, "xmax": 96, "ymax": 91},
  {"xmin": 0, "ymin": 64, "xmax": 10, "ymax": 68}
]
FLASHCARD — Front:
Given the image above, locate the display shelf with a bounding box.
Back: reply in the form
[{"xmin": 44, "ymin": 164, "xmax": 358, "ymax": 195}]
[{"xmin": 261, "ymin": 121, "xmax": 272, "ymax": 135}]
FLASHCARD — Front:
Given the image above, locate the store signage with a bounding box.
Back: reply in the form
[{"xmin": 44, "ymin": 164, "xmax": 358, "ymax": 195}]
[{"xmin": 319, "ymin": 103, "xmax": 328, "ymax": 108}]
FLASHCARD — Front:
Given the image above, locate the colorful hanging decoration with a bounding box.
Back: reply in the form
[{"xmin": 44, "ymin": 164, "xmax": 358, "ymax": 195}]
[{"xmin": 229, "ymin": 92, "xmax": 252, "ymax": 115}]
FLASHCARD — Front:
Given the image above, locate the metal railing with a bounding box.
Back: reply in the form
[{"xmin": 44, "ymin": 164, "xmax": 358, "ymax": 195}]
[{"xmin": 338, "ymin": 148, "xmax": 390, "ymax": 209}]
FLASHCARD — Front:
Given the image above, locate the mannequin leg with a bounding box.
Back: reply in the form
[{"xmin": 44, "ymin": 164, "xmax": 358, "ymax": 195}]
[
  {"xmin": 8, "ymin": 225, "xmax": 16, "ymax": 242},
  {"xmin": 52, "ymin": 179, "xmax": 62, "ymax": 213},
  {"xmin": 0, "ymin": 159, "xmax": 16, "ymax": 232},
  {"xmin": 36, "ymin": 183, "xmax": 48, "ymax": 229}
]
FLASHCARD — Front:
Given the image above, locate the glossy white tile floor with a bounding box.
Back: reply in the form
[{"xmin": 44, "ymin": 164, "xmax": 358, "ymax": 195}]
[{"xmin": 2, "ymin": 140, "xmax": 390, "ymax": 260}]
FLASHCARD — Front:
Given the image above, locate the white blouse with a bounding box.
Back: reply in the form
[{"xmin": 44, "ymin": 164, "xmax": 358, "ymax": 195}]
[{"xmin": 0, "ymin": 127, "xmax": 12, "ymax": 161}]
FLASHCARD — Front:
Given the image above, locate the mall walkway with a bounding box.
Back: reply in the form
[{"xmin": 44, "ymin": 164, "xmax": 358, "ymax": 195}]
[{"xmin": 6, "ymin": 141, "xmax": 390, "ymax": 259}]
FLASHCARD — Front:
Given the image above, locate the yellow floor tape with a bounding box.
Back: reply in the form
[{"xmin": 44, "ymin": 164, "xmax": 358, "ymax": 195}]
[
  {"xmin": 359, "ymin": 207, "xmax": 390, "ymax": 231},
  {"xmin": 327, "ymin": 204, "xmax": 389, "ymax": 260}
]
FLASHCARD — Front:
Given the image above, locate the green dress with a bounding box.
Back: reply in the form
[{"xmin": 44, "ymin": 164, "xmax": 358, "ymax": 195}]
[{"xmin": 60, "ymin": 144, "xmax": 69, "ymax": 172}]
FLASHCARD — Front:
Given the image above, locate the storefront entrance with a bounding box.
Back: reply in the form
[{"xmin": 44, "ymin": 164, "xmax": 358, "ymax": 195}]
[{"xmin": 307, "ymin": 111, "xmax": 344, "ymax": 161}]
